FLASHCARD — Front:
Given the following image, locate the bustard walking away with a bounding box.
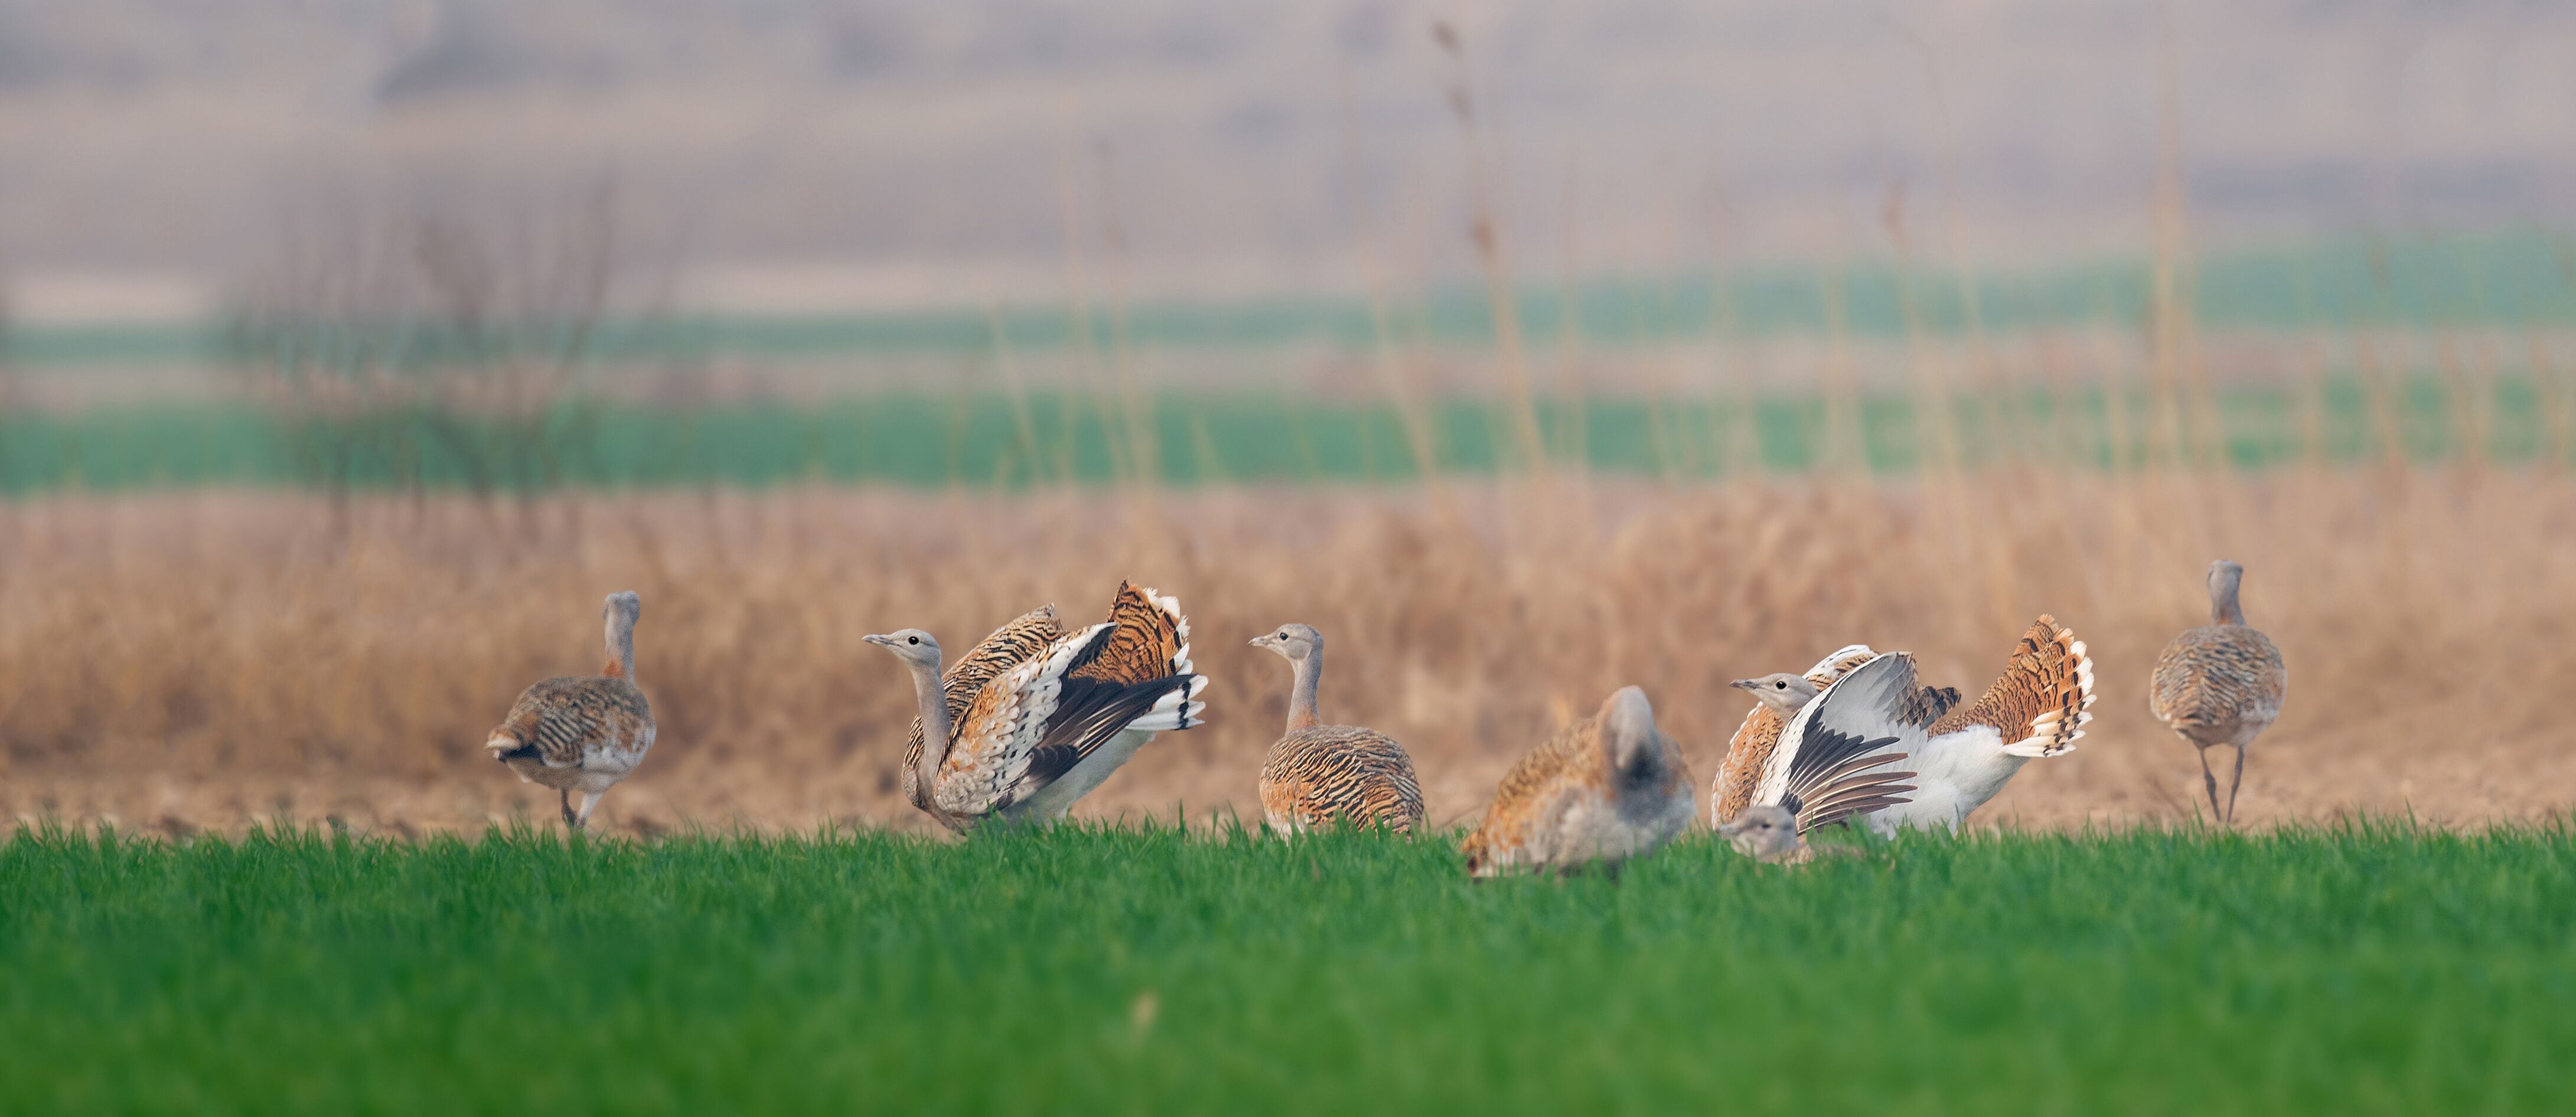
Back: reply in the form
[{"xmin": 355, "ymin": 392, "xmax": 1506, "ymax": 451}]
[
  {"xmin": 1757, "ymin": 617, "xmax": 2094, "ymax": 835},
  {"xmin": 1460, "ymin": 687, "xmax": 1695, "ymax": 877},
  {"xmin": 868, "ymin": 582, "xmax": 1208, "ymax": 832},
  {"xmin": 1717, "ymin": 804, "xmax": 1866, "ymax": 865},
  {"xmin": 1247, "ymin": 623, "xmax": 1425, "ymax": 835},
  {"xmin": 485, "ymin": 591, "xmax": 657, "ymax": 831},
  {"xmin": 1711, "ymin": 644, "xmax": 1955, "ymax": 826},
  {"xmin": 2150, "ymin": 560, "xmax": 2285, "ymax": 825}
]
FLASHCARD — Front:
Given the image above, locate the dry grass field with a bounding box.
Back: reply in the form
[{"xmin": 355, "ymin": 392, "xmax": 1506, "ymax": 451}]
[{"xmin": 3, "ymin": 463, "xmax": 2570, "ymax": 838}]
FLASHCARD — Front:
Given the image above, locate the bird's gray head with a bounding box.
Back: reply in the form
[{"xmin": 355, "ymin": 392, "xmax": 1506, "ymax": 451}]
[
  {"xmin": 2206, "ymin": 559, "xmax": 2247, "ymax": 625},
  {"xmin": 603, "ymin": 591, "xmax": 641, "ymax": 625},
  {"xmin": 1248, "ymin": 622, "xmax": 1322, "ymax": 663},
  {"xmin": 1731, "ymin": 672, "xmax": 1820, "ymax": 716},
  {"xmin": 863, "ymin": 629, "xmax": 943, "ymax": 672},
  {"xmin": 1718, "ymin": 804, "xmax": 1802, "ymax": 859}
]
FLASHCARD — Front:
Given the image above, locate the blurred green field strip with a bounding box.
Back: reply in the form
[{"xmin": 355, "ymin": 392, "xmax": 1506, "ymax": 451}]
[
  {"xmin": 11, "ymin": 233, "xmax": 2572, "ymax": 367},
  {"xmin": 0, "ymin": 373, "xmax": 2561, "ymax": 492},
  {"xmin": 2, "ymin": 823, "xmax": 2572, "ymax": 1115}
]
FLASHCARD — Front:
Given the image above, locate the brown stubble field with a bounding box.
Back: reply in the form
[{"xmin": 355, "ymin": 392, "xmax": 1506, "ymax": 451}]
[{"xmin": 1, "ymin": 465, "xmax": 2571, "ymax": 839}]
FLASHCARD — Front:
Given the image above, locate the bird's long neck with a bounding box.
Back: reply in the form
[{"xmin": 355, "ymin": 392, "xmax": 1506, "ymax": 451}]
[
  {"xmin": 2210, "ymin": 573, "xmax": 2246, "ymax": 626},
  {"xmin": 605, "ymin": 610, "xmax": 637, "ymax": 684},
  {"xmin": 1286, "ymin": 648, "xmax": 1322, "ymax": 733},
  {"xmin": 909, "ymin": 655, "xmax": 952, "ymax": 795}
]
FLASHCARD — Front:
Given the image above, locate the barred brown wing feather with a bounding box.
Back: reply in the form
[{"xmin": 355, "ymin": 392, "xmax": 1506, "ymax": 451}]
[
  {"xmin": 1266, "ymin": 726, "xmax": 1424, "ymax": 831},
  {"xmin": 1929, "ymin": 615, "xmax": 2095, "ymax": 756},
  {"xmin": 1066, "ymin": 582, "xmax": 1191, "ymax": 685}
]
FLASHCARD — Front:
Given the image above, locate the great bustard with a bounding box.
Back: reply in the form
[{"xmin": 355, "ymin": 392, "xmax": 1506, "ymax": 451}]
[
  {"xmin": 1247, "ymin": 623, "xmax": 1425, "ymax": 835},
  {"xmin": 1717, "ymin": 804, "xmax": 1866, "ymax": 865},
  {"xmin": 1755, "ymin": 617, "xmax": 2095, "ymax": 835},
  {"xmin": 868, "ymin": 582, "xmax": 1209, "ymax": 832},
  {"xmin": 2150, "ymin": 560, "xmax": 2285, "ymax": 825},
  {"xmin": 1459, "ymin": 687, "xmax": 1695, "ymax": 878},
  {"xmin": 485, "ymin": 591, "xmax": 657, "ymax": 831},
  {"xmin": 1710, "ymin": 644, "xmax": 1952, "ymax": 827}
]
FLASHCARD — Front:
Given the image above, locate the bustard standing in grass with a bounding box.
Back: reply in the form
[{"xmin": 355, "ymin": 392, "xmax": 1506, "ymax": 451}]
[
  {"xmin": 1459, "ymin": 687, "xmax": 1695, "ymax": 877},
  {"xmin": 1717, "ymin": 804, "xmax": 1866, "ymax": 866},
  {"xmin": 2150, "ymin": 560, "xmax": 2285, "ymax": 825},
  {"xmin": 868, "ymin": 582, "xmax": 1208, "ymax": 832},
  {"xmin": 1756, "ymin": 617, "xmax": 2094, "ymax": 835},
  {"xmin": 1247, "ymin": 623, "xmax": 1424, "ymax": 835},
  {"xmin": 1710, "ymin": 644, "xmax": 1951, "ymax": 827},
  {"xmin": 485, "ymin": 591, "xmax": 656, "ymax": 832}
]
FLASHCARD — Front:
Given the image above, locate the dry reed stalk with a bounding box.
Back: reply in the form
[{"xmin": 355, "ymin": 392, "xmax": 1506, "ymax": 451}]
[{"xmin": 3, "ymin": 471, "xmax": 2574, "ymax": 838}]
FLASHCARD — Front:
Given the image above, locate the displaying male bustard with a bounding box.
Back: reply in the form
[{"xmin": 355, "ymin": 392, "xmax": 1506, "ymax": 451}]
[
  {"xmin": 1711, "ymin": 644, "xmax": 1942, "ymax": 827},
  {"xmin": 868, "ymin": 582, "xmax": 1208, "ymax": 832},
  {"xmin": 1459, "ymin": 687, "xmax": 1695, "ymax": 877},
  {"xmin": 2150, "ymin": 560, "xmax": 2286, "ymax": 825},
  {"xmin": 1755, "ymin": 617, "xmax": 2095, "ymax": 836},
  {"xmin": 1248, "ymin": 623, "xmax": 1424, "ymax": 835},
  {"xmin": 485, "ymin": 591, "xmax": 657, "ymax": 831}
]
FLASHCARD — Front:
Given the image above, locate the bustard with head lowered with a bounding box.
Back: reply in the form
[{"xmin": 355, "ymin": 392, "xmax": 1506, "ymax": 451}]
[
  {"xmin": 1459, "ymin": 687, "xmax": 1695, "ymax": 877},
  {"xmin": 1247, "ymin": 623, "xmax": 1424, "ymax": 835},
  {"xmin": 868, "ymin": 582, "xmax": 1208, "ymax": 832},
  {"xmin": 1710, "ymin": 644, "xmax": 1958, "ymax": 827},
  {"xmin": 2150, "ymin": 560, "xmax": 2285, "ymax": 825},
  {"xmin": 1717, "ymin": 804, "xmax": 1866, "ymax": 865},
  {"xmin": 485, "ymin": 591, "xmax": 656, "ymax": 831},
  {"xmin": 1757, "ymin": 617, "xmax": 2095, "ymax": 836}
]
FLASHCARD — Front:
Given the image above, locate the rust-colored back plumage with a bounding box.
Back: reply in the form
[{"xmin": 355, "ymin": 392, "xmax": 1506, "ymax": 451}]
[
  {"xmin": 2151, "ymin": 625, "xmax": 2285, "ymax": 747},
  {"xmin": 1067, "ymin": 582, "xmax": 1189, "ymax": 685},
  {"xmin": 1928, "ymin": 615, "xmax": 2094, "ymax": 756},
  {"xmin": 1260, "ymin": 725, "xmax": 1424, "ymax": 833}
]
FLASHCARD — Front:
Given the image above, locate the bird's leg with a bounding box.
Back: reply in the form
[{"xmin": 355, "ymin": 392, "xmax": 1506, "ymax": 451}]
[
  {"xmin": 2195, "ymin": 746, "xmax": 2223, "ymax": 827},
  {"xmin": 575, "ymin": 792, "xmax": 605, "ymax": 832},
  {"xmin": 559, "ymin": 789, "xmax": 578, "ymax": 829},
  {"xmin": 2224, "ymin": 745, "xmax": 2247, "ymax": 826}
]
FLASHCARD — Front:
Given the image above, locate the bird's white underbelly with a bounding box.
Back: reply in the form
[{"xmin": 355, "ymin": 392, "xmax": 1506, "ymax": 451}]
[
  {"xmin": 1005, "ymin": 729, "xmax": 1156, "ymax": 822},
  {"xmin": 1866, "ymin": 727, "xmax": 2029, "ymax": 835},
  {"xmin": 502, "ymin": 729, "xmax": 654, "ymax": 795}
]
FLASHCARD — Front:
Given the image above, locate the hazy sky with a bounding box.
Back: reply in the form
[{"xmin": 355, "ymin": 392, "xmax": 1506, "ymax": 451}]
[{"xmin": 0, "ymin": 0, "xmax": 2567, "ymax": 315}]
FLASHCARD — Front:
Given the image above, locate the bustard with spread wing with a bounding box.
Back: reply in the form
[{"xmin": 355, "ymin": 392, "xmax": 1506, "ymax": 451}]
[
  {"xmin": 869, "ymin": 582, "xmax": 1208, "ymax": 832},
  {"xmin": 2150, "ymin": 560, "xmax": 2285, "ymax": 825},
  {"xmin": 1459, "ymin": 687, "xmax": 1695, "ymax": 877},
  {"xmin": 1711, "ymin": 644, "xmax": 1957, "ymax": 827},
  {"xmin": 1756, "ymin": 617, "xmax": 2094, "ymax": 836},
  {"xmin": 485, "ymin": 591, "xmax": 656, "ymax": 831},
  {"xmin": 1248, "ymin": 623, "xmax": 1424, "ymax": 835}
]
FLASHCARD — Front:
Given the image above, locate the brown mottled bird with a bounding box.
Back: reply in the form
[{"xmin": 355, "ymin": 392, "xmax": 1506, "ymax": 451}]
[
  {"xmin": 868, "ymin": 582, "xmax": 1209, "ymax": 832},
  {"xmin": 1756, "ymin": 617, "xmax": 2094, "ymax": 835},
  {"xmin": 1460, "ymin": 687, "xmax": 1695, "ymax": 878},
  {"xmin": 2151, "ymin": 560, "xmax": 2286, "ymax": 825},
  {"xmin": 485, "ymin": 591, "xmax": 656, "ymax": 831},
  {"xmin": 1247, "ymin": 623, "xmax": 1424, "ymax": 835},
  {"xmin": 1717, "ymin": 804, "xmax": 1866, "ymax": 865}
]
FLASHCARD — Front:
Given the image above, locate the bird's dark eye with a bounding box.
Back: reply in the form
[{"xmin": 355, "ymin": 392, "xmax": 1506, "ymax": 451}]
[
  {"xmin": 1774, "ymin": 681, "xmax": 1787, "ymax": 689},
  {"xmin": 907, "ymin": 636, "xmax": 919, "ymax": 645}
]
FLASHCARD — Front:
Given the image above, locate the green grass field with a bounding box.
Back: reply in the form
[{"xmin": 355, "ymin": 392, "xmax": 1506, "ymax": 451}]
[
  {"xmin": 4, "ymin": 823, "xmax": 2572, "ymax": 1115},
  {"xmin": 0, "ymin": 373, "xmax": 2555, "ymax": 492}
]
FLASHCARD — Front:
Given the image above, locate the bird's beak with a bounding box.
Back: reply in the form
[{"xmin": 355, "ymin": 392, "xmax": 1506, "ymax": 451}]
[
  {"xmin": 1729, "ymin": 678, "xmax": 1759, "ymax": 693},
  {"xmin": 1247, "ymin": 636, "xmax": 1266, "ymax": 648},
  {"xmin": 862, "ymin": 633, "xmax": 896, "ymax": 647},
  {"xmin": 1717, "ymin": 819, "xmax": 1743, "ymax": 838}
]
